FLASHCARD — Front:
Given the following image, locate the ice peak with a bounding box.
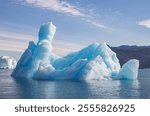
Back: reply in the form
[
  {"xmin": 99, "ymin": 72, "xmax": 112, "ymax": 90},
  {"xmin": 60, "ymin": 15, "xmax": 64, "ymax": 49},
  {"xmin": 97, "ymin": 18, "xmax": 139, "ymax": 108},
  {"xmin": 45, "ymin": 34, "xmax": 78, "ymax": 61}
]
[{"xmin": 38, "ymin": 22, "xmax": 56, "ymax": 43}]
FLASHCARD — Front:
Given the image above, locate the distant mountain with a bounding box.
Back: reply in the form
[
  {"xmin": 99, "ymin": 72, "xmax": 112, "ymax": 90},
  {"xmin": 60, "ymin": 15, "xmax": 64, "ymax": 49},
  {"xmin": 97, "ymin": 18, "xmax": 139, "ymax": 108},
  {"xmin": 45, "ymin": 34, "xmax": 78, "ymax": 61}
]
[{"xmin": 111, "ymin": 45, "xmax": 150, "ymax": 69}]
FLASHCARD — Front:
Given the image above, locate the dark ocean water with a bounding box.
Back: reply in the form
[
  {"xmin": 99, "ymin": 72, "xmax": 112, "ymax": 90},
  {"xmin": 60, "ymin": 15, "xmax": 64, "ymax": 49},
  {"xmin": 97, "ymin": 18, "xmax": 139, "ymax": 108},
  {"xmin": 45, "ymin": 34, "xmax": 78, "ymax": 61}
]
[{"xmin": 0, "ymin": 69, "xmax": 150, "ymax": 99}]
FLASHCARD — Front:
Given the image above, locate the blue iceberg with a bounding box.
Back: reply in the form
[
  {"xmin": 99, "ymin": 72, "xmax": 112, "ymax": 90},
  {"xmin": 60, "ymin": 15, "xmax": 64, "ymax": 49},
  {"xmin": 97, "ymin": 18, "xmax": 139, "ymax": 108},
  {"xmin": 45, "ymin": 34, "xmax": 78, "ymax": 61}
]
[
  {"xmin": 118, "ymin": 59, "xmax": 139, "ymax": 80},
  {"xmin": 12, "ymin": 22, "xmax": 139, "ymax": 80}
]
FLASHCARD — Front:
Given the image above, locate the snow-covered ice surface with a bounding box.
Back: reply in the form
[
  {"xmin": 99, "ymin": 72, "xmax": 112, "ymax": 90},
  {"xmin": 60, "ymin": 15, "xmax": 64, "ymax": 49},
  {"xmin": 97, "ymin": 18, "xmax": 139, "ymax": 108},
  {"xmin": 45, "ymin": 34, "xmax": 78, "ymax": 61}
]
[
  {"xmin": 0, "ymin": 56, "xmax": 17, "ymax": 69},
  {"xmin": 12, "ymin": 22, "xmax": 139, "ymax": 80}
]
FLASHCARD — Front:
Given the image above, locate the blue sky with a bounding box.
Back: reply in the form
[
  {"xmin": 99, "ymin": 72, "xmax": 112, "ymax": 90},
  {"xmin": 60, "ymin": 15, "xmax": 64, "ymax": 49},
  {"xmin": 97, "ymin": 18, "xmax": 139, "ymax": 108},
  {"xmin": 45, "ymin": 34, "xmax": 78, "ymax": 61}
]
[{"xmin": 0, "ymin": 0, "xmax": 150, "ymax": 55}]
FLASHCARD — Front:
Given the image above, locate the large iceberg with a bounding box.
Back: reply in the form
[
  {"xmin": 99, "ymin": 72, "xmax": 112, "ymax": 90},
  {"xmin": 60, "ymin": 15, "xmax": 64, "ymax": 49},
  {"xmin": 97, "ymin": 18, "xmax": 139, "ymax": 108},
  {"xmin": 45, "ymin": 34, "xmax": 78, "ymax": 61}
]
[
  {"xmin": 0, "ymin": 56, "xmax": 17, "ymax": 69},
  {"xmin": 12, "ymin": 22, "xmax": 139, "ymax": 80}
]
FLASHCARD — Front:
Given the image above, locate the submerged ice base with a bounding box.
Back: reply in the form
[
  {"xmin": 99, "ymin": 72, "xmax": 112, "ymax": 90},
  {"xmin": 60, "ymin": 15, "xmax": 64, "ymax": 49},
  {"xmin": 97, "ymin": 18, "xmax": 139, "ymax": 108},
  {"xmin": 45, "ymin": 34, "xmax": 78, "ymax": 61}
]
[{"xmin": 12, "ymin": 22, "xmax": 139, "ymax": 80}]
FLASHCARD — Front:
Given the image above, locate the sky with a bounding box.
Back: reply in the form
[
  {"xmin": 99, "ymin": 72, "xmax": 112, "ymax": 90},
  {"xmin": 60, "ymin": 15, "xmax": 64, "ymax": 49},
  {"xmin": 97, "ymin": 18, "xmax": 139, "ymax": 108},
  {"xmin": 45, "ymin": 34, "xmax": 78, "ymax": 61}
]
[{"xmin": 0, "ymin": 0, "xmax": 150, "ymax": 56}]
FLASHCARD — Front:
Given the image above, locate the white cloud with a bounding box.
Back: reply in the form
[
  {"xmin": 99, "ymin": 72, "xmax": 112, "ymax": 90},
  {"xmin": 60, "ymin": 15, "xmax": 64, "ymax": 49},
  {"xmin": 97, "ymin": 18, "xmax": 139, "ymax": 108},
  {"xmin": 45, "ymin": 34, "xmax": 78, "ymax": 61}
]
[
  {"xmin": 0, "ymin": 30, "xmax": 36, "ymax": 52},
  {"xmin": 19, "ymin": 0, "xmax": 85, "ymax": 17},
  {"xmin": 17, "ymin": 0, "xmax": 112, "ymax": 30},
  {"xmin": 86, "ymin": 19, "xmax": 112, "ymax": 30},
  {"xmin": 0, "ymin": 30, "xmax": 36, "ymax": 42},
  {"xmin": 137, "ymin": 19, "xmax": 150, "ymax": 28}
]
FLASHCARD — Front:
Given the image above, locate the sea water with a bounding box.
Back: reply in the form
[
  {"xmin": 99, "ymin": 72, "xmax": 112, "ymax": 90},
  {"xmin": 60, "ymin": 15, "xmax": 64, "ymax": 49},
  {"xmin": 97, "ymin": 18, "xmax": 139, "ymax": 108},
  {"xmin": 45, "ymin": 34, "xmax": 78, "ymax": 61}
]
[{"xmin": 0, "ymin": 69, "xmax": 149, "ymax": 99}]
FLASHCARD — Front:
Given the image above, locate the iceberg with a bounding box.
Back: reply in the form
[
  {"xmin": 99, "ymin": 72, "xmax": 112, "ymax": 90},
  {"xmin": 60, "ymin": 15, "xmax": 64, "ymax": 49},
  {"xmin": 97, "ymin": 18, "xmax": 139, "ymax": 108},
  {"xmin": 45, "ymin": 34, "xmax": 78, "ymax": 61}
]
[
  {"xmin": 0, "ymin": 56, "xmax": 17, "ymax": 69},
  {"xmin": 12, "ymin": 22, "xmax": 139, "ymax": 80},
  {"xmin": 118, "ymin": 59, "xmax": 139, "ymax": 80}
]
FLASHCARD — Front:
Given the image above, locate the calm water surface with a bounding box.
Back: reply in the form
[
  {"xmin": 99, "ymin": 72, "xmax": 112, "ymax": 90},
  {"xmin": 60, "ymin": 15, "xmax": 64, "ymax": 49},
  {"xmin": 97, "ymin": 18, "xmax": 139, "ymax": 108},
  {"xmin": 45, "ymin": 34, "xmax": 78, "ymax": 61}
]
[{"xmin": 0, "ymin": 69, "xmax": 150, "ymax": 99}]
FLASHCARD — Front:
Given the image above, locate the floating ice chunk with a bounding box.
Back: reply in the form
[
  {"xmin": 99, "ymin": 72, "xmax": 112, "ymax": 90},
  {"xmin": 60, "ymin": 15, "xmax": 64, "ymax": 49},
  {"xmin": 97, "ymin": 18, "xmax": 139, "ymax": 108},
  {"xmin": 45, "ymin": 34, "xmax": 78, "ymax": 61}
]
[
  {"xmin": 12, "ymin": 22, "xmax": 139, "ymax": 80},
  {"xmin": 118, "ymin": 59, "xmax": 139, "ymax": 80},
  {"xmin": 0, "ymin": 56, "xmax": 17, "ymax": 69}
]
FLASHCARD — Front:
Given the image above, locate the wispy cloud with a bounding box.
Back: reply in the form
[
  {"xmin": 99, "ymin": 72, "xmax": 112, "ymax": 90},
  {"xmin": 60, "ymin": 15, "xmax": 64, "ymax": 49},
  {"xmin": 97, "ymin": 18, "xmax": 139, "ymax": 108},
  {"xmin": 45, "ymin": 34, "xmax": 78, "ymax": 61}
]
[
  {"xmin": 137, "ymin": 19, "xmax": 150, "ymax": 28},
  {"xmin": 17, "ymin": 0, "xmax": 111, "ymax": 30},
  {"xmin": 0, "ymin": 30, "xmax": 36, "ymax": 42},
  {"xmin": 0, "ymin": 30, "xmax": 36, "ymax": 52},
  {"xmin": 86, "ymin": 19, "xmax": 112, "ymax": 30},
  {"xmin": 18, "ymin": 0, "xmax": 85, "ymax": 17}
]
